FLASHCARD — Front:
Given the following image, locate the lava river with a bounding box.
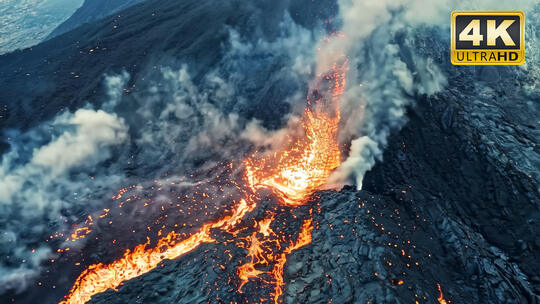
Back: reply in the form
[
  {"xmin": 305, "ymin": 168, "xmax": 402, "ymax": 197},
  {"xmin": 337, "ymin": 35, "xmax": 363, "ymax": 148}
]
[{"xmin": 57, "ymin": 58, "xmax": 348, "ymax": 304}]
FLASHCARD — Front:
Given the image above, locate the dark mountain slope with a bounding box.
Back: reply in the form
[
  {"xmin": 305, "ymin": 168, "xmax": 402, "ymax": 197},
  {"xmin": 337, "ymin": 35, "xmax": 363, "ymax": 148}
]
[
  {"xmin": 0, "ymin": 0, "xmax": 234, "ymax": 132},
  {"xmin": 77, "ymin": 188, "xmax": 532, "ymax": 304},
  {"xmin": 46, "ymin": 0, "xmax": 146, "ymax": 39},
  {"xmin": 0, "ymin": 0, "xmax": 335, "ymax": 133},
  {"xmin": 79, "ymin": 63, "xmax": 539, "ymax": 303},
  {"xmin": 363, "ymin": 64, "xmax": 540, "ymax": 294},
  {"xmin": 73, "ymin": 66, "xmax": 540, "ymax": 303}
]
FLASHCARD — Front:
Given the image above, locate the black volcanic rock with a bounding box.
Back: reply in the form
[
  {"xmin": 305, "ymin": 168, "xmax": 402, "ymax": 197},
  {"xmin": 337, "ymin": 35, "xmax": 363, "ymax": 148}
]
[
  {"xmin": 363, "ymin": 32, "xmax": 540, "ymax": 296},
  {"xmin": 1, "ymin": 0, "xmax": 237, "ymax": 132},
  {"xmin": 289, "ymin": 189, "xmax": 536, "ymax": 303}
]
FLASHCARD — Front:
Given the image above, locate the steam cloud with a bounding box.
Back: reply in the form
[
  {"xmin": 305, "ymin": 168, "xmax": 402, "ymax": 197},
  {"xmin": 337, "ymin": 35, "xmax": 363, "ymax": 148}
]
[
  {"xmin": 326, "ymin": 0, "xmax": 538, "ymax": 189},
  {"xmin": 0, "ymin": 108, "xmax": 128, "ymax": 292}
]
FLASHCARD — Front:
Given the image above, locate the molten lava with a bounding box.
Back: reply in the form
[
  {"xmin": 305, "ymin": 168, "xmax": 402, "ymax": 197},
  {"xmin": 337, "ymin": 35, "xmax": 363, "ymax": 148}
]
[
  {"xmin": 237, "ymin": 220, "xmax": 273, "ymax": 291},
  {"xmin": 271, "ymin": 217, "xmax": 313, "ymax": 303},
  {"xmin": 59, "ymin": 58, "xmax": 347, "ymax": 304},
  {"xmin": 236, "ymin": 215, "xmax": 313, "ymax": 303},
  {"xmin": 59, "ymin": 199, "xmax": 254, "ymax": 304},
  {"xmin": 437, "ymin": 283, "xmax": 449, "ymax": 304},
  {"xmin": 245, "ymin": 61, "xmax": 347, "ymax": 206},
  {"xmin": 245, "ymin": 110, "xmax": 341, "ymax": 206}
]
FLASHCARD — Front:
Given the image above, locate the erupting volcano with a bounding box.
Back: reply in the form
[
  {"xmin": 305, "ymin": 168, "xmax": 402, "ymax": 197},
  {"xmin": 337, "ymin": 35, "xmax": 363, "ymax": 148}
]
[
  {"xmin": 1, "ymin": 0, "xmax": 538, "ymax": 303},
  {"xmin": 58, "ymin": 55, "xmax": 349, "ymax": 304}
]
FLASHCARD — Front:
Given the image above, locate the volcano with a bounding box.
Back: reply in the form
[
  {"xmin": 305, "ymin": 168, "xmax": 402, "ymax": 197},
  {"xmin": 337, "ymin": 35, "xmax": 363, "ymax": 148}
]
[{"xmin": 0, "ymin": 1, "xmax": 538, "ymax": 304}]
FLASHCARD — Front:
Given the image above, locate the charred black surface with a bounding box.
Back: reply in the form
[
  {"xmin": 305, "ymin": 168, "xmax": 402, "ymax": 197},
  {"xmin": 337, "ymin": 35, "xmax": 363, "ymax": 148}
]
[
  {"xmin": 42, "ymin": 185, "xmax": 537, "ymax": 303},
  {"xmin": 363, "ymin": 52, "xmax": 540, "ymax": 297}
]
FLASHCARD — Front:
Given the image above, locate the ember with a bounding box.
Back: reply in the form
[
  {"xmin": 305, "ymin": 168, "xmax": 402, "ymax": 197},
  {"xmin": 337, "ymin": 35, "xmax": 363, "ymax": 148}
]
[{"xmin": 245, "ymin": 61, "xmax": 347, "ymax": 206}]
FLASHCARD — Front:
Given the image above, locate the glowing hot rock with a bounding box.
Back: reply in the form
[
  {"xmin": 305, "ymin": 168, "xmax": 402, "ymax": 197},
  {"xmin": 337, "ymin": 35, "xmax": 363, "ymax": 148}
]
[{"xmin": 245, "ymin": 111, "xmax": 341, "ymax": 206}]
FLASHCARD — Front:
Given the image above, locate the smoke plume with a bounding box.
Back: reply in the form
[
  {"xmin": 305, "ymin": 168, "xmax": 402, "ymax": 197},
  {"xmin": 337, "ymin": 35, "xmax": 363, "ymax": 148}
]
[
  {"xmin": 0, "ymin": 12, "xmax": 317, "ymax": 293},
  {"xmin": 0, "ymin": 105, "xmax": 128, "ymax": 293},
  {"xmin": 326, "ymin": 0, "xmax": 538, "ymax": 189}
]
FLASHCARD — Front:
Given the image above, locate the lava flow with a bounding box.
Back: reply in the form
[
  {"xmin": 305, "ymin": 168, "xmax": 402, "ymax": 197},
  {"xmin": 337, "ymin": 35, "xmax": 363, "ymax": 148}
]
[
  {"xmin": 59, "ymin": 199, "xmax": 255, "ymax": 304},
  {"xmin": 58, "ymin": 57, "xmax": 347, "ymax": 304},
  {"xmin": 244, "ymin": 109, "xmax": 341, "ymax": 206},
  {"xmin": 245, "ymin": 61, "xmax": 347, "ymax": 206}
]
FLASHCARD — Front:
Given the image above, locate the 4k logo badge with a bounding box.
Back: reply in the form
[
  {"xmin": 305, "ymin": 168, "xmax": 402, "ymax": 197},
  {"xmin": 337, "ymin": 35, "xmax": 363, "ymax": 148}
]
[{"xmin": 451, "ymin": 11, "xmax": 525, "ymax": 65}]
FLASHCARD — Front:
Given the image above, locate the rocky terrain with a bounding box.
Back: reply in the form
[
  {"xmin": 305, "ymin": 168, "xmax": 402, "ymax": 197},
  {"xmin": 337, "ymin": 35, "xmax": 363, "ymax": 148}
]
[
  {"xmin": 72, "ymin": 64, "xmax": 540, "ymax": 303},
  {"xmin": 0, "ymin": 0, "xmax": 538, "ymax": 303}
]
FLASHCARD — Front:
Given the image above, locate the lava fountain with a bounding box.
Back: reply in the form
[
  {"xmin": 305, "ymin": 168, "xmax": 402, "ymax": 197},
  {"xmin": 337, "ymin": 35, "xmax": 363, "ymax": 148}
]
[
  {"xmin": 245, "ymin": 60, "xmax": 347, "ymax": 206},
  {"xmin": 58, "ymin": 54, "xmax": 348, "ymax": 304}
]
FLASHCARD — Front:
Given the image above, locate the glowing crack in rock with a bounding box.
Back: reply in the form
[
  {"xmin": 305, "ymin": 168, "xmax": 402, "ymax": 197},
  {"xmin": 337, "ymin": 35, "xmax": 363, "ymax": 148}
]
[
  {"xmin": 271, "ymin": 217, "xmax": 313, "ymax": 303},
  {"xmin": 437, "ymin": 283, "xmax": 449, "ymax": 304}
]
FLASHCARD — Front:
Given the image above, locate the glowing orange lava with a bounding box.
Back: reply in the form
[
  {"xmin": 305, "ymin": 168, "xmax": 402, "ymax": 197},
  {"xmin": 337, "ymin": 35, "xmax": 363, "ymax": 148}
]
[
  {"xmin": 245, "ymin": 110, "xmax": 341, "ymax": 206},
  {"xmin": 437, "ymin": 283, "xmax": 449, "ymax": 304},
  {"xmin": 59, "ymin": 199, "xmax": 254, "ymax": 304},
  {"xmin": 68, "ymin": 216, "xmax": 94, "ymax": 242},
  {"xmin": 237, "ymin": 217, "xmax": 276, "ymax": 292},
  {"xmin": 245, "ymin": 61, "xmax": 347, "ymax": 206},
  {"xmin": 235, "ymin": 215, "xmax": 313, "ymax": 304},
  {"xmin": 271, "ymin": 218, "xmax": 313, "ymax": 303}
]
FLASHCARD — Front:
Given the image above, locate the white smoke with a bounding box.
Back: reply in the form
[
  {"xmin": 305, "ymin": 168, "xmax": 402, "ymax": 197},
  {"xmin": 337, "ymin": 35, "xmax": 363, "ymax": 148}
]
[
  {"xmin": 132, "ymin": 65, "xmax": 245, "ymax": 173},
  {"xmin": 31, "ymin": 109, "xmax": 128, "ymax": 176},
  {"xmin": 0, "ymin": 108, "xmax": 128, "ymax": 209},
  {"xmin": 130, "ymin": 16, "xmax": 318, "ymax": 175},
  {"xmin": 226, "ymin": 14, "xmax": 316, "ymax": 79},
  {"xmin": 321, "ymin": 0, "xmax": 442, "ymax": 188},
  {"xmin": 102, "ymin": 71, "xmax": 130, "ymax": 112},
  {"xmin": 0, "ymin": 77, "xmax": 129, "ymax": 293},
  {"xmin": 326, "ymin": 0, "xmax": 537, "ymax": 189}
]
